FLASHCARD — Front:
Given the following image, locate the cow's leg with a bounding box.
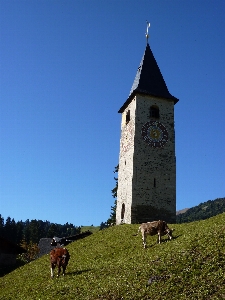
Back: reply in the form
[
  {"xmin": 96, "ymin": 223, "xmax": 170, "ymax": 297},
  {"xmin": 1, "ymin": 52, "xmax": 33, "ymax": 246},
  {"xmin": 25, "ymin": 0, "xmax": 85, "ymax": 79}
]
[
  {"xmin": 142, "ymin": 232, "xmax": 147, "ymax": 248},
  {"xmin": 62, "ymin": 266, "xmax": 66, "ymax": 276},
  {"xmin": 158, "ymin": 232, "xmax": 161, "ymax": 244},
  {"xmin": 57, "ymin": 266, "xmax": 61, "ymax": 277},
  {"xmin": 50, "ymin": 264, "xmax": 55, "ymax": 278}
]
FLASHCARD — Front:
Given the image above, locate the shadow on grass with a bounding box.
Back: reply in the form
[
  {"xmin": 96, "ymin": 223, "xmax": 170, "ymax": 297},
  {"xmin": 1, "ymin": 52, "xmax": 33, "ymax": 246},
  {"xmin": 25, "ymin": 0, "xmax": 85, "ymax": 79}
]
[
  {"xmin": 171, "ymin": 234, "xmax": 182, "ymax": 240},
  {"xmin": 158, "ymin": 234, "xmax": 182, "ymax": 243},
  {"xmin": 145, "ymin": 234, "xmax": 182, "ymax": 248}
]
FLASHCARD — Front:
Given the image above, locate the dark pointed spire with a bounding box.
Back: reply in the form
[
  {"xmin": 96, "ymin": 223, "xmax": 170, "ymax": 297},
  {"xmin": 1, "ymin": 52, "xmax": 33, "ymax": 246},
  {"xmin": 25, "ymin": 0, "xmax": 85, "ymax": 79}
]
[{"xmin": 118, "ymin": 43, "xmax": 178, "ymax": 113}]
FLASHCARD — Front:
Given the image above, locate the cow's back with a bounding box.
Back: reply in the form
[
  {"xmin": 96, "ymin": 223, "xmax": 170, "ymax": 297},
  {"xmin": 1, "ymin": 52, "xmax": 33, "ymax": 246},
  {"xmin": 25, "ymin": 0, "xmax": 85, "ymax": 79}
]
[
  {"xmin": 50, "ymin": 248, "xmax": 70, "ymax": 263},
  {"xmin": 139, "ymin": 222, "xmax": 156, "ymax": 235},
  {"xmin": 145, "ymin": 221, "xmax": 161, "ymax": 235}
]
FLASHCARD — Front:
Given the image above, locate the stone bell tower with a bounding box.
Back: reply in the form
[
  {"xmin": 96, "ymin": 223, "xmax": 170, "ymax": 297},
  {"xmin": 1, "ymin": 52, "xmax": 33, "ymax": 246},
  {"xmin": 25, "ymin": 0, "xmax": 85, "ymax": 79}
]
[{"xmin": 116, "ymin": 27, "xmax": 179, "ymax": 224}]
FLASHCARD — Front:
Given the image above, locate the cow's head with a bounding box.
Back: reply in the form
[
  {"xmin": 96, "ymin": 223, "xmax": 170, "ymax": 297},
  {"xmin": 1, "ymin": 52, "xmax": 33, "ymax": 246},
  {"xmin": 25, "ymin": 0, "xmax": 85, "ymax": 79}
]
[
  {"xmin": 165, "ymin": 228, "xmax": 174, "ymax": 239},
  {"xmin": 51, "ymin": 237, "xmax": 63, "ymax": 246},
  {"xmin": 51, "ymin": 237, "xmax": 71, "ymax": 247},
  {"xmin": 61, "ymin": 249, "xmax": 70, "ymax": 265},
  {"xmin": 51, "ymin": 237, "xmax": 57, "ymax": 246}
]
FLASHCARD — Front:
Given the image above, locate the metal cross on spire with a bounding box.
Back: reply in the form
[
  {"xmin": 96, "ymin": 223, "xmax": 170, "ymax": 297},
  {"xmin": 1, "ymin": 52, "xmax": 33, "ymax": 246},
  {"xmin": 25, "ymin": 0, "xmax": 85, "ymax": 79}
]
[{"xmin": 145, "ymin": 21, "xmax": 150, "ymax": 43}]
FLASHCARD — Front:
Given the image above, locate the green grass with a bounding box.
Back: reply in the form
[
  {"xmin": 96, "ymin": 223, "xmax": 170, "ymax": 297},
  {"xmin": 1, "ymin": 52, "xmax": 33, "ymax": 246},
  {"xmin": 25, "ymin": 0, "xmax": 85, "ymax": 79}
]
[
  {"xmin": 1, "ymin": 213, "xmax": 225, "ymax": 299},
  {"xmin": 80, "ymin": 226, "xmax": 100, "ymax": 233}
]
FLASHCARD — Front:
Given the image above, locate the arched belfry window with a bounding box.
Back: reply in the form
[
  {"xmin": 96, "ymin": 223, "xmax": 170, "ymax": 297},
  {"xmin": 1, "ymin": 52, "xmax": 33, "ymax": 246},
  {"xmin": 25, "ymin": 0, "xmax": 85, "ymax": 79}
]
[
  {"xmin": 150, "ymin": 105, "xmax": 159, "ymax": 119},
  {"xmin": 121, "ymin": 203, "xmax": 125, "ymax": 221}
]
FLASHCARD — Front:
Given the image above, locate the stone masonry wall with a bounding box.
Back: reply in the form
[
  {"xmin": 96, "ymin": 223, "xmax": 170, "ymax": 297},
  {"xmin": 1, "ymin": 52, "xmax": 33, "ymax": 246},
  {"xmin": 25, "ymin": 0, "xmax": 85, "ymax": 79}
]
[
  {"xmin": 132, "ymin": 95, "xmax": 176, "ymax": 223},
  {"xmin": 116, "ymin": 94, "xmax": 176, "ymax": 224},
  {"xmin": 116, "ymin": 98, "xmax": 136, "ymax": 224}
]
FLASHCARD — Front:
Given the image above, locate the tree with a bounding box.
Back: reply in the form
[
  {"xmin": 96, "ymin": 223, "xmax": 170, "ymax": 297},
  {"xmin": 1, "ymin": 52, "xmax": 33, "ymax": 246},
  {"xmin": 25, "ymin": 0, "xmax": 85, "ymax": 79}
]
[
  {"xmin": 4, "ymin": 217, "xmax": 17, "ymax": 242},
  {"xmin": 23, "ymin": 219, "xmax": 31, "ymax": 243},
  {"xmin": 0, "ymin": 214, "xmax": 4, "ymax": 237},
  {"xmin": 47, "ymin": 223, "xmax": 58, "ymax": 238},
  {"xmin": 19, "ymin": 239, "xmax": 40, "ymax": 263},
  {"xmin": 0, "ymin": 213, "xmax": 81, "ymax": 246},
  {"xmin": 107, "ymin": 165, "xmax": 118, "ymax": 225},
  {"xmin": 16, "ymin": 221, "xmax": 24, "ymax": 244},
  {"xmin": 100, "ymin": 222, "xmax": 108, "ymax": 230},
  {"xmin": 29, "ymin": 219, "xmax": 44, "ymax": 244}
]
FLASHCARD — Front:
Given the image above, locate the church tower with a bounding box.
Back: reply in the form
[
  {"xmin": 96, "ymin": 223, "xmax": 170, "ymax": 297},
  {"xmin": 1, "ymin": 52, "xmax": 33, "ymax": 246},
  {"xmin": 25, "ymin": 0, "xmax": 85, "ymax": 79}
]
[{"xmin": 116, "ymin": 30, "xmax": 179, "ymax": 225}]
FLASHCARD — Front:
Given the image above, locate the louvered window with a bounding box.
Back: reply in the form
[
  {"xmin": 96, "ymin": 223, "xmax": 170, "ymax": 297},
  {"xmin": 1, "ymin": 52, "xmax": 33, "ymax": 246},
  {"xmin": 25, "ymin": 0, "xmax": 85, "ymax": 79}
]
[{"xmin": 150, "ymin": 106, "xmax": 159, "ymax": 118}]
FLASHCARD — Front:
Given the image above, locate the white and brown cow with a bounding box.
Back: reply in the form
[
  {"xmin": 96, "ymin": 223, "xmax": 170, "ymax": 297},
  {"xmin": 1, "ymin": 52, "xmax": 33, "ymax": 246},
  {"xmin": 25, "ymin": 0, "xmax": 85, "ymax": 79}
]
[
  {"xmin": 136, "ymin": 220, "xmax": 173, "ymax": 248},
  {"xmin": 50, "ymin": 247, "xmax": 70, "ymax": 278}
]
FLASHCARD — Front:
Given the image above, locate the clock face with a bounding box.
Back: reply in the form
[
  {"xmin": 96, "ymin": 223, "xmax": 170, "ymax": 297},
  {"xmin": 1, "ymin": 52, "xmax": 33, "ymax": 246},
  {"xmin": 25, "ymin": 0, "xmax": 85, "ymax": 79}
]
[{"xmin": 141, "ymin": 121, "xmax": 168, "ymax": 148}]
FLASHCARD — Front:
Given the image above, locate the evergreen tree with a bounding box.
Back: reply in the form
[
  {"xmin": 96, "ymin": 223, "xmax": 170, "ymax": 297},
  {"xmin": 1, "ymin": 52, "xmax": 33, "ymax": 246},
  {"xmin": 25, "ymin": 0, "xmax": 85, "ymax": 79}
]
[
  {"xmin": 107, "ymin": 164, "xmax": 118, "ymax": 225},
  {"xmin": 16, "ymin": 221, "xmax": 24, "ymax": 244},
  {"xmin": 0, "ymin": 213, "xmax": 82, "ymax": 246},
  {"xmin": 100, "ymin": 221, "xmax": 108, "ymax": 230},
  {"xmin": 0, "ymin": 214, "xmax": 4, "ymax": 237},
  {"xmin": 23, "ymin": 219, "xmax": 31, "ymax": 243},
  {"xmin": 4, "ymin": 217, "xmax": 17, "ymax": 242},
  {"xmin": 29, "ymin": 219, "xmax": 43, "ymax": 244},
  {"xmin": 47, "ymin": 223, "xmax": 59, "ymax": 238}
]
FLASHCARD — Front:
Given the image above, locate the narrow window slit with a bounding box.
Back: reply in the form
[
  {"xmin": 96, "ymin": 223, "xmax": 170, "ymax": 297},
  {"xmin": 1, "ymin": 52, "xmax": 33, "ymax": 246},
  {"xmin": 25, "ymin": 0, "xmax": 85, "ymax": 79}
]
[{"xmin": 126, "ymin": 110, "xmax": 130, "ymax": 124}]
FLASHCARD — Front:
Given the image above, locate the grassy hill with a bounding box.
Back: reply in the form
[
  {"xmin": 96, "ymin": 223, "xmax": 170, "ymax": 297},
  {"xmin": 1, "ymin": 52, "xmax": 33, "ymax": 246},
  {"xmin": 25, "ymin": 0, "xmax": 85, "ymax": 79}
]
[
  {"xmin": 80, "ymin": 225, "xmax": 100, "ymax": 233},
  {"xmin": 1, "ymin": 214, "xmax": 225, "ymax": 300}
]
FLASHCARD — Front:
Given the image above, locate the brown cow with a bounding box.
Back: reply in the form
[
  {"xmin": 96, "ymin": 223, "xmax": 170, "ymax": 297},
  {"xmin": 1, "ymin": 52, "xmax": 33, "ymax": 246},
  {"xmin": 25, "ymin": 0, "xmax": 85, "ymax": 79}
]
[
  {"xmin": 50, "ymin": 247, "xmax": 70, "ymax": 278},
  {"xmin": 136, "ymin": 220, "xmax": 173, "ymax": 248}
]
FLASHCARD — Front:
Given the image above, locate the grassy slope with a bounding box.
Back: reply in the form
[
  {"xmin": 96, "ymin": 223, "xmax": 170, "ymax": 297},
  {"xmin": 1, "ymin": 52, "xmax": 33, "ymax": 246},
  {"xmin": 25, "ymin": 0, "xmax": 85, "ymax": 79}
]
[
  {"xmin": 80, "ymin": 226, "xmax": 100, "ymax": 233},
  {"xmin": 0, "ymin": 214, "xmax": 225, "ymax": 300}
]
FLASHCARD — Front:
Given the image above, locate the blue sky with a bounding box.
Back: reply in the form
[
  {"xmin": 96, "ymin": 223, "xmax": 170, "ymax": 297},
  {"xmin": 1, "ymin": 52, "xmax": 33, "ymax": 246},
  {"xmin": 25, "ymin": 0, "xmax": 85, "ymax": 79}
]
[{"xmin": 0, "ymin": 0, "xmax": 224, "ymax": 226}]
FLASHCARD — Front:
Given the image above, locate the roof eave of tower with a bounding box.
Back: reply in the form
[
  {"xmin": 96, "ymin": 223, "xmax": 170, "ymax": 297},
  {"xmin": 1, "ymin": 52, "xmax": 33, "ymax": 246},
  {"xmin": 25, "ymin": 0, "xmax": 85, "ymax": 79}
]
[{"xmin": 118, "ymin": 89, "xmax": 179, "ymax": 114}]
